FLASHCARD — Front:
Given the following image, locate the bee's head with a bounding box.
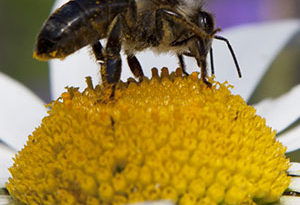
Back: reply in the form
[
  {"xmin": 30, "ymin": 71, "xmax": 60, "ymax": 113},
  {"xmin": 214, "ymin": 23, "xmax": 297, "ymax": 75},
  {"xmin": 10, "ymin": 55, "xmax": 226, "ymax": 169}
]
[
  {"xmin": 177, "ymin": 0, "xmax": 215, "ymax": 34},
  {"xmin": 186, "ymin": 10, "xmax": 216, "ymax": 59},
  {"xmin": 196, "ymin": 11, "xmax": 215, "ymax": 35}
]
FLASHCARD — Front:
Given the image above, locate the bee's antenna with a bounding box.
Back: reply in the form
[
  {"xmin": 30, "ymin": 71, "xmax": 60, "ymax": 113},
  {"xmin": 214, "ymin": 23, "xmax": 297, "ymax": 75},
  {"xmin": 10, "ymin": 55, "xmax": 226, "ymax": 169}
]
[{"xmin": 214, "ymin": 35, "xmax": 242, "ymax": 78}]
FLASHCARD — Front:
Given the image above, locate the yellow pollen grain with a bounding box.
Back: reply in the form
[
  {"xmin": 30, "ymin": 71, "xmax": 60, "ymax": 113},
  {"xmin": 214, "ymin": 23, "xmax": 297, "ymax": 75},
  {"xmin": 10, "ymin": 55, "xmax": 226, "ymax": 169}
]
[{"xmin": 7, "ymin": 68, "xmax": 290, "ymax": 205}]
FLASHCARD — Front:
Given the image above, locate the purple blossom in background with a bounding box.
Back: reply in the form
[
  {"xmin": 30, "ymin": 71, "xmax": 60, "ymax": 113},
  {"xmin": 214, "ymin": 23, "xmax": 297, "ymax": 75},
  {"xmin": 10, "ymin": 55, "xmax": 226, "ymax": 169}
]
[
  {"xmin": 207, "ymin": 0, "xmax": 262, "ymax": 28},
  {"xmin": 206, "ymin": 0, "xmax": 299, "ymax": 29}
]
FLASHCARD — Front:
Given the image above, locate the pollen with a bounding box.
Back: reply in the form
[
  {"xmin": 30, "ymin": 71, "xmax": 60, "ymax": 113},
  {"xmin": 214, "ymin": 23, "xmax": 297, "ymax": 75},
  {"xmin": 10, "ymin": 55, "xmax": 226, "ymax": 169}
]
[{"xmin": 7, "ymin": 68, "xmax": 290, "ymax": 205}]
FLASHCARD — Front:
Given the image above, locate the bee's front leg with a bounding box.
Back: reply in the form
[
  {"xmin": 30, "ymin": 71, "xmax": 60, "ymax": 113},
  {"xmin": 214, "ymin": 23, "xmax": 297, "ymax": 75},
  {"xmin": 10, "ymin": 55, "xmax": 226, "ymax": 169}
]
[
  {"xmin": 157, "ymin": 9, "xmax": 211, "ymax": 85},
  {"xmin": 195, "ymin": 39, "xmax": 211, "ymax": 87},
  {"xmin": 196, "ymin": 57, "xmax": 211, "ymax": 87},
  {"xmin": 177, "ymin": 54, "xmax": 189, "ymax": 76}
]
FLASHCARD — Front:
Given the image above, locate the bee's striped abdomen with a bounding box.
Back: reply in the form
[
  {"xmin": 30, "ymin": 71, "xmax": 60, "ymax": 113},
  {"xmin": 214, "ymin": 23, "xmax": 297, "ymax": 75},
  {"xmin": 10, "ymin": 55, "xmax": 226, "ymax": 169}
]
[{"xmin": 34, "ymin": 0, "xmax": 131, "ymax": 60}]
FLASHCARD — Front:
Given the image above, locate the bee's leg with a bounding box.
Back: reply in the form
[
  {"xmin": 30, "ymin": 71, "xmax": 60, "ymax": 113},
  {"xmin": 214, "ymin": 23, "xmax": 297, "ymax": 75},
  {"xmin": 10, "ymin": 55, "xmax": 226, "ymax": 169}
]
[
  {"xmin": 92, "ymin": 41, "xmax": 104, "ymax": 63},
  {"xmin": 91, "ymin": 41, "xmax": 109, "ymax": 87},
  {"xmin": 201, "ymin": 60, "xmax": 211, "ymax": 87},
  {"xmin": 194, "ymin": 37, "xmax": 211, "ymax": 87},
  {"xmin": 177, "ymin": 54, "xmax": 189, "ymax": 76},
  {"xmin": 182, "ymin": 52, "xmax": 194, "ymax": 57},
  {"xmin": 171, "ymin": 35, "xmax": 195, "ymax": 47},
  {"xmin": 127, "ymin": 55, "xmax": 144, "ymax": 82},
  {"xmin": 103, "ymin": 15, "xmax": 124, "ymax": 98},
  {"xmin": 196, "ymin": 58, "xmax": 211, "ymax": 87}
]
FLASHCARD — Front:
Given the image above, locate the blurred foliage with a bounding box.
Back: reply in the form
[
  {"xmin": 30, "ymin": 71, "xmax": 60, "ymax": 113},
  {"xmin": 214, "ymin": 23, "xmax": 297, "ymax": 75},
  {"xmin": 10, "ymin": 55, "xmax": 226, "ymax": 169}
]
[
  {"xmin": 286, "ymin": 149, "xmax": 300, "ymax": 162},
  {"xmin": 0, "ymin": 0, "xmax": 52, "ymax": 102}
]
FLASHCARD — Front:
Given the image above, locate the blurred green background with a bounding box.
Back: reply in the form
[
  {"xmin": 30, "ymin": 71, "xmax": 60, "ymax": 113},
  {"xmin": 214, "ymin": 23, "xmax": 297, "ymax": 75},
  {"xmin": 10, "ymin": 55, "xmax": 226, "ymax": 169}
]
[{"xmin": 0, "ymin": 0, "xmax": 53, "ymax": 102}]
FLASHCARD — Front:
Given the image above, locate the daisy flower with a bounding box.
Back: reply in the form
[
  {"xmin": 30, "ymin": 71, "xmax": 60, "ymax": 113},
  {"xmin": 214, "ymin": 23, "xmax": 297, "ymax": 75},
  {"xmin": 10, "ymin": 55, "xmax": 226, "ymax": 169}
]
[{"xmin": 0, "ymin": 1, "xmax": 300, "ymax": 204}]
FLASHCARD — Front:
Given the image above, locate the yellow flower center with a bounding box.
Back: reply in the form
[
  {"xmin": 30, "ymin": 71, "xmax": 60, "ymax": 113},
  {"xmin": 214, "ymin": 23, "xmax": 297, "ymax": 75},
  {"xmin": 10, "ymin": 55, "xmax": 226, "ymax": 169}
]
[{"xmin": 7, "ymin": 68, "xmax": 290, "ymax": 205}]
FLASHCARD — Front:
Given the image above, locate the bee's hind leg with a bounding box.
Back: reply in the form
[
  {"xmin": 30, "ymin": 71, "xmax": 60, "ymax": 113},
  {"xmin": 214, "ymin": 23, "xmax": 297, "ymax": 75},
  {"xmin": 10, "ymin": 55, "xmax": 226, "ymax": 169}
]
[
  {"xmin": 92, "ymin": 41, "xmax": 110, "ymax": 87},
  {"xmin": 127, "ymin": 55, "xmax": 144, "ymax": 82},
  {"xmin": 101, "ymin": 15, "xmax": 126, "ymax": 98}
]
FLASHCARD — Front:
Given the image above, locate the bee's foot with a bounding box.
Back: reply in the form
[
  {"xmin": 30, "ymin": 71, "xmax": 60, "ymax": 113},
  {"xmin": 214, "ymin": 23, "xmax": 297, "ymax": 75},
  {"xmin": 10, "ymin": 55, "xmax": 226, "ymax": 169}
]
[
  {"xmin": 138, "ymin": 76, "xmax": 144, "ymax": 83},
  {"xmin": 183, "ymin": 70, "xmax": 189, "ymax": 76},
  {"xmin": 109, "ymin": 89, "xmax": 116, "ymax": 99},
  {"xmin": 95, "ymin": 83, "xmax": 116, "ymax": 103},
  {"xmin": 203, "ymin": 78, "xmax": 212, "ymax": 88}
]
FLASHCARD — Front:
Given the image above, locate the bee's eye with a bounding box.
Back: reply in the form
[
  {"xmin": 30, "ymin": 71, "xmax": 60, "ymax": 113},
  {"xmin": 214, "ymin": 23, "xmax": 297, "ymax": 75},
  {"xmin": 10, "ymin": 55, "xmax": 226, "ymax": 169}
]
[{"xmin": 198, "ymin": 12, "xmax": 214, "ymax": 33}]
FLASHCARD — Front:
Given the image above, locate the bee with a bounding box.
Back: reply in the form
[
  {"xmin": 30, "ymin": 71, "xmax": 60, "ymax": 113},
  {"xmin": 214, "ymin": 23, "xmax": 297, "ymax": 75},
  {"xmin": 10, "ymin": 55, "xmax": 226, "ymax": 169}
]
[{"xmin": 34, "ymin": 0, "xmax": 241, "ymax": 92}]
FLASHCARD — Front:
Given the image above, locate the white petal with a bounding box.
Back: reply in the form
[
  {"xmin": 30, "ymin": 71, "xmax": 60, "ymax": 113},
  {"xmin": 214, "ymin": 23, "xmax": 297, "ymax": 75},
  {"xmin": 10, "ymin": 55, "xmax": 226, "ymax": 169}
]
[
  {"xmin": 0, "ymin": 195, "xmax": 11, "ymax": 205},
  {"xmin": 288, "ymin": 163, "xmax": 300, "ymax": 176},
  {"xmin": 0, "ymin": 144, "xmax": 15, "ymax": 188},
  {"xmin": 254, "ymin": 84, "xmax": 300, "ymax": 133},
  {"xmin": 49, "ymin": 47, "xmax": 102, "ymax": 100},
  {"xmin": 213, "ymin": 20, "xmax": 300, "ymax": 101},
  {"xmin": 289, "ymin": 177, "xmax": 300, "ymax": 193},
  {"xmin": 277, "ymin": 124, "xmax": 300, "ymax": 153},
  {"xmin": 126, "ymin": 200, "xmax": 174, "ymax": 205},
  {"xmin": 0, "ymin": 72, "xmax": 47, "ymax": 151},
  {"xmin": 277, "ymin": 196, "xmax": 300, "ymax": 205}
]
